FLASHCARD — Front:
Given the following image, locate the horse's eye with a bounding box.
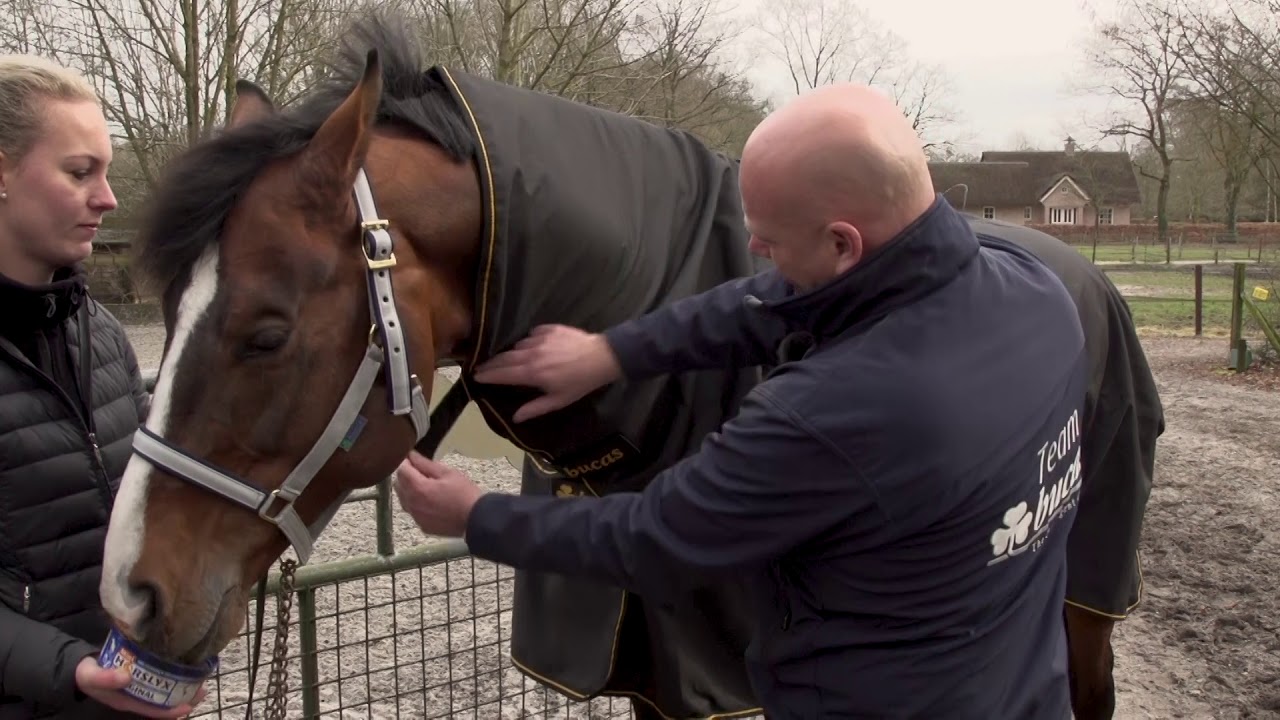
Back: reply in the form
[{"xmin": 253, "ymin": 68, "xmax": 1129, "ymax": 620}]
[{"xmin": 240, "ymin": 327, "xmax": 290, "ymax": 358}]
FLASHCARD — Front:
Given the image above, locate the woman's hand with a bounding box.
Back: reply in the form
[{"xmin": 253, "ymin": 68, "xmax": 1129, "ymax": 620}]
[{"xmin": 76, "ymin": 657, "xmax": 207, "ymax": 718}]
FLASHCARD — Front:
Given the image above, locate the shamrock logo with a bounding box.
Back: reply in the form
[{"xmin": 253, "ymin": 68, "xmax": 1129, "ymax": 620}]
[{"xmin": 990, "ymin": 502, "xmax": 1033, "ymax": 557}]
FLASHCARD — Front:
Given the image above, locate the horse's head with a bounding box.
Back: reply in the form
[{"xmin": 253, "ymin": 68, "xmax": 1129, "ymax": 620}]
[{"xmin": 99, "ymin": 46, "xmax": 481, "ymax": 663}]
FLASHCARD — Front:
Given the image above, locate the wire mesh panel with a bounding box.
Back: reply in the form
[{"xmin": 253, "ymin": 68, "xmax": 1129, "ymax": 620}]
[{"xmin": 190, "ymin": 548, "xmax": 635, "ymax": 718}]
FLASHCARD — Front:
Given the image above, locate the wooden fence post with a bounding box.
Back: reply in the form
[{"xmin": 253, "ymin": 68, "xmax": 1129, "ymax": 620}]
[
  {"xmin": 1194, "ymin": 264, "xmax": 1203, "ymax": 336},
  {"xmin": 1228, "ymin": 262, "xmax": 1249, "ymax": 370}
]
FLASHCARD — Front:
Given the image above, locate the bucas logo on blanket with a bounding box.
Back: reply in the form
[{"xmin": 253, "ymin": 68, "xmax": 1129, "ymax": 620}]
[{"xmin": 562, "ymin": 445, "xmax": 628, "ymax": 479}]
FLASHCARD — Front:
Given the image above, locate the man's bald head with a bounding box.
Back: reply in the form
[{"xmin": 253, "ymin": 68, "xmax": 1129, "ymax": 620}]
[{"xmin": 739, "ymin": 84, "xmax": 938, "ymax": 289}]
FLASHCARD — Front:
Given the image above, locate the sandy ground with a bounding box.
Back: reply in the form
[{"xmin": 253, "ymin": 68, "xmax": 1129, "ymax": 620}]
[
  {"xmin": 1106, "ymin": 336, "xmax": 1280, "ymax": 720},
  {"xmin": 121, "ymin": 325, "xmax": 1279, "ymax": 719}
]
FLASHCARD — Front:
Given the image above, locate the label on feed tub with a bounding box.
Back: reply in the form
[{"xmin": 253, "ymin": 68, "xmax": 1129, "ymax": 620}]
[{"xmin": 98, "ymin": 630, "xmax": 207, "ymax": 708}]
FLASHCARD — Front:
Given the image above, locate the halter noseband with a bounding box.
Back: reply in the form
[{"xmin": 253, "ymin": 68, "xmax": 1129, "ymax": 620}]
[{"xmin": 130, "ymin": 167, "xmax": 431, "ymax": 566}]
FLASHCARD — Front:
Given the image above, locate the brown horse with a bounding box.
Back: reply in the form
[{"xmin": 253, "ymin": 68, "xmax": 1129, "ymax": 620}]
[
  {"xmin": 97, "ymin": 12, "xmax": 1154, "ymax": 720},
  {"xmin": 100, "ymin": 14, "xmax": 766, "ymax": 720}
]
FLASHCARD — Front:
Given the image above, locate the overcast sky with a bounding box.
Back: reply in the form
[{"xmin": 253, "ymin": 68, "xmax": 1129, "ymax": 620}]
[{"xmin": 731, "ymin": 0, "xmax": 1128, "ymax": 156}]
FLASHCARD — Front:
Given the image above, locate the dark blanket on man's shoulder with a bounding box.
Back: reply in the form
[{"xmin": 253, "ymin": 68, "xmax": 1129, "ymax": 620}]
[
  {"xmin": 965, "ymin": 216, "xmax": 1165, "ymax": 619},
  {"xmin": 431, "ymin": 66, "xmax": 770, "ymax": 717}
]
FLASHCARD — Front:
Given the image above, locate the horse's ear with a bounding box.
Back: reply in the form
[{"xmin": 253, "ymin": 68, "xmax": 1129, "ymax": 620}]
[
  {"xmin": 227, "ymin": 80, "xmax": 275, "ymax": 129},
  {"xmin": 296, "ymin": 49, "xmax": 382, "ymax": 209}
]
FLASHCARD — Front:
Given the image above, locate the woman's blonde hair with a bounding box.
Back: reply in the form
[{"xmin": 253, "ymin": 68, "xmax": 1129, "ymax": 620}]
[{"xmin": 0, "ymin": 54, "xmax": 99, "ymax": 162}]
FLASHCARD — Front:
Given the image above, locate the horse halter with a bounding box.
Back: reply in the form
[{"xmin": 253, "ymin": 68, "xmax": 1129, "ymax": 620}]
[{"xmin": 130, "ymin": 167, "xmax": 431, "ymax": 566}]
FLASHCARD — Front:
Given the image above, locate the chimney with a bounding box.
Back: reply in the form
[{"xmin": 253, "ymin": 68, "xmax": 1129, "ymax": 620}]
[{"xmin": 1064, "ymin": 136, "xmax": 1076, "ymax": 155}]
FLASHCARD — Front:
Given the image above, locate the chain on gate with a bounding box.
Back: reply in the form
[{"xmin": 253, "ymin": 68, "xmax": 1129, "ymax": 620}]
[{"xmin": 261, "ymin": 558, "xmax": 298, "ymax": 720}]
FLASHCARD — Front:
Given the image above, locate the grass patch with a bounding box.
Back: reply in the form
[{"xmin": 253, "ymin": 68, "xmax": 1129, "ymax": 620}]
[
  {"xmin": 1122, "ymin": 297, "xmax": 1234, "ymax": 335},
  {"xmin": 1072, "ymin": 242, "xmax": 1277, "ymax": 264},
  {"xmin": 1102, "ymin": 269, "xmax": 1235, "ymax": 299},
  {"xmin": 1098, "ymin": 266, "xmax": 1279, "ymax": 336}
]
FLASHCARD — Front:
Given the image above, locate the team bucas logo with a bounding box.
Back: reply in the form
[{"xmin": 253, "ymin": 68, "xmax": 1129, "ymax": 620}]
[
  {"xmin": 988, "ymin": 407, "xmax": 1083, "ymax": 565},
  {"xmin": 562, "ymin": 447, "xmax": 626, "ymax": 479}
]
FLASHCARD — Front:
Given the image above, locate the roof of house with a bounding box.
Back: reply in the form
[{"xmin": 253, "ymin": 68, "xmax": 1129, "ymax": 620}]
[{"xmin": 928, "ymin": 143, "xmax": 1143, "ymax": 209}]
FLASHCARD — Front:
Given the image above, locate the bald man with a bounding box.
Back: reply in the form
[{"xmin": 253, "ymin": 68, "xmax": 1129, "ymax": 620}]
[{"xmin": 394, "ymin": 84, "xmax": 1086, "ymax": 719}]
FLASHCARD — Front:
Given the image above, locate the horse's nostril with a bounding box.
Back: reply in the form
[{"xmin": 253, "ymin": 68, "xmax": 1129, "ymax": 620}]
[{"xmin": 127, "ymin": 581, "xmax": 162, "ymax": 637}]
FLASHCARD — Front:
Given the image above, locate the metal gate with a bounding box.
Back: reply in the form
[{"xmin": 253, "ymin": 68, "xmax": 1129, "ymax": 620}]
[
  {"xmin": 131, "ymin": 370, "xmax": 636, "ymax": 718},
  {"xmin": 188, "ymin": 476, "xmax": 634, "ymax": 718}
]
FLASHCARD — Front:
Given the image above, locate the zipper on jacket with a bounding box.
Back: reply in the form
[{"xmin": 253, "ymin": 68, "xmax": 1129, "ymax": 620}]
[
  {"xmin": 76, "ymin": 301, "xmax": 115, "ymax": 512},
  {"xmin": 86, "ymin": 430, "xmax": 115, "ymax": 511},
  {"xmin": 22, "ymin": 585, "xmax": 30, "ymax": 613},
  {"xmin": 88, "ymin": 432, "xmax": 105, "ymax": 468}
]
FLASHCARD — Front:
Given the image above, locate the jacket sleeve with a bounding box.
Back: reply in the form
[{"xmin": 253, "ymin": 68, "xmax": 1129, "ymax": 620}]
[
  {"xmin": 463, "ymin": 384, "xmax": 885, "ymax": 594},
  {"xmin": 0, "ymin": 603, "xmax": 98, "ymax": 708},
  {"xmin": 601, "ymin": 269, "xmax": 792, "ymax": 380}
]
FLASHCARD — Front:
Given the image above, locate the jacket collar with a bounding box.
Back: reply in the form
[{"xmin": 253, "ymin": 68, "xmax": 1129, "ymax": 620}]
[
  {"xmin": 758, "ymin": 195, "xmax": 980, "ymax": 341},
  {"xmin": 0, "ymin": 264, "xmax": 88, "ymax": 337}
]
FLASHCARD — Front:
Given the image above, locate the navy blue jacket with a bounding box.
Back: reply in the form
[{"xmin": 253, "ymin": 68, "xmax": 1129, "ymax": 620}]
[{"xmin": 466, "ymin": 197, "xmax": 1087, "ymax": 719}]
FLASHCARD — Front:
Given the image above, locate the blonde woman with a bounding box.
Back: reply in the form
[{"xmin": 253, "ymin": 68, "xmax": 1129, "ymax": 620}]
[{"xmin": 0, "ymin": 55, "xmax": 202, "ymax": 719}]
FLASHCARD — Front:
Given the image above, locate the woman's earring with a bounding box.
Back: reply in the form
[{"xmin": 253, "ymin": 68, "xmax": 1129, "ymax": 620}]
[{"xmin": 0, "ymin": 192, "xmax": 6, "ymax": 200}]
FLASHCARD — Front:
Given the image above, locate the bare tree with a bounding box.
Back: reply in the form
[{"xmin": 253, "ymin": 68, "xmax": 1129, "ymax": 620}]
[
  {"xmin": 753, "ymin": 0, "xmax": 957, "ymax": 147},
  {"xmin": 1172, "ymin": 0, "xmax": 1280, "ymax": 150},
  {"xmin": 1085, "ymin": 0, "xmax": 1187, "ymax": 254},
  {"xmin": 755, "ymin": 0, "xmax": 897, "ymax": 95},
  {"xmin": 0, "ymin": 0, "xmax": 68, "ymax": 54},
  {"xmin": 1177, "ymin": 98, "xmax": 1269, "ymax": 235},
  {"xmin": 404, "ymin": 0, "xmax": 766, "ymax": 152},
  {"xmin": 409, "ymin": 0, "xmax": 647, "ymax": 101},
  {"xmin": 1005, "ymin": 132, "xmax": 1042, "ymax": 151},
  {"xmin": 884, "ymin": 58, "xmax": 957, "ymax": 151},
  {"xmin": 926, "ymin": 146, "xmax": 979, "ymax": 163},
  {"xmin": 610, "ymin": 0, "xmax": 766, "ymax": 148},
  {"xmin": 1172, "ymin": 0, "xmax": 1280, "ymax": 227},
  {"xmin": 0, "ymin": 0, "xmax": 360, "ymax": 205}
]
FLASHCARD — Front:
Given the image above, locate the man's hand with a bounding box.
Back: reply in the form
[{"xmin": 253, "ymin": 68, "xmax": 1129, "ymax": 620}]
[
  {"xmin": 472, "ymin": 324, "xmax": 622, "ymax": 422},
  {"xmin": 75, "ymin": 657, "xmax": 207, "ymax": 718},
  {"xmin": 393, "ymin": 451, "xmax": 486, "ymax": 538}
]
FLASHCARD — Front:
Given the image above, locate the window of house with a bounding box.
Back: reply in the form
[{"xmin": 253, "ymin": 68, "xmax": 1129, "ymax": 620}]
[
  {"xmin": 1024, "ymin": 207, "xmax": 1032, "ymax": 220},
  {"xmin": 1049, "ymin": 207, "xmax": 1077, "ymax": 224},
  {"xmin": 1097, "ymin": 207, "xmax": 1113, "ymax": 225},
  {"xmin": 983, "ymin": 206, "xmax": 994, "ymax": 219}
]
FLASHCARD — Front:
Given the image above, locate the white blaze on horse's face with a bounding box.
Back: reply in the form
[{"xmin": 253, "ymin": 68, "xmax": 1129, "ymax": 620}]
[{"xmin": 100, "ymin": 244, "xmax": 221, "ymax": 634}]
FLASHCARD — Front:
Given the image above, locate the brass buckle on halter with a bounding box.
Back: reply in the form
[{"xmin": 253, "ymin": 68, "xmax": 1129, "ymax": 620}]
[
  {"xmin": 365, "ymin": 251, "xmax": 397, "ymax": 270},
  {"xmin": 361, "ymin": 219, "xmax": 397, "ymax": 270},
  {"xmin": 258, "ymin": 489, "xmax": 291, "ymax": 523}
]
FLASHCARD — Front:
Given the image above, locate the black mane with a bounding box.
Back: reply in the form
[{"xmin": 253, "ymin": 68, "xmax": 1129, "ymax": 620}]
[{"xmin": 132, "ymin": 9, "xmax": 476, "ymax": 299}]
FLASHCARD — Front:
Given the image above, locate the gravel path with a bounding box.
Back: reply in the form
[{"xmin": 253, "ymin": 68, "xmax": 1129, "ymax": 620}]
[{"xmin": 122, "ymin": 324, "xmax": 1280, "ymax": 719}]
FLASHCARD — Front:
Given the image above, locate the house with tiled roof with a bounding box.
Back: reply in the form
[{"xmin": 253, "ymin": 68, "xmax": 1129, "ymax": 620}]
[{"xmin": 927, "ymin": 137, "xmax": 1143, "ymax": 226}]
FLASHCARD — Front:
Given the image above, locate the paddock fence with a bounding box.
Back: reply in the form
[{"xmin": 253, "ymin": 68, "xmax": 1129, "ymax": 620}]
[
  {"xmin": 1227, "ymin": 262, "xmax": 1280, "ymax": 369},
  {"xmin": 136, "ymin": 372, "xmax": 638, "ymax": 719}
]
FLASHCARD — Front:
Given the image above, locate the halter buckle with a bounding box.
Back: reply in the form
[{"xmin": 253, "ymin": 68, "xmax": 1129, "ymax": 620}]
[
  {"xmin": 258, "ymin": 489, "xmax": 292, "ymax": 523},
  {"xmin": 365, "ymin": 252, "xmax": 397, "ymax": 270}
]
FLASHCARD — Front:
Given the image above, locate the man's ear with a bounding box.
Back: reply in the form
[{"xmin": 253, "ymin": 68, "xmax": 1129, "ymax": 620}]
[{"xmin": 828, "ymin": 221, "xmax": 863, "ymax": 271}]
